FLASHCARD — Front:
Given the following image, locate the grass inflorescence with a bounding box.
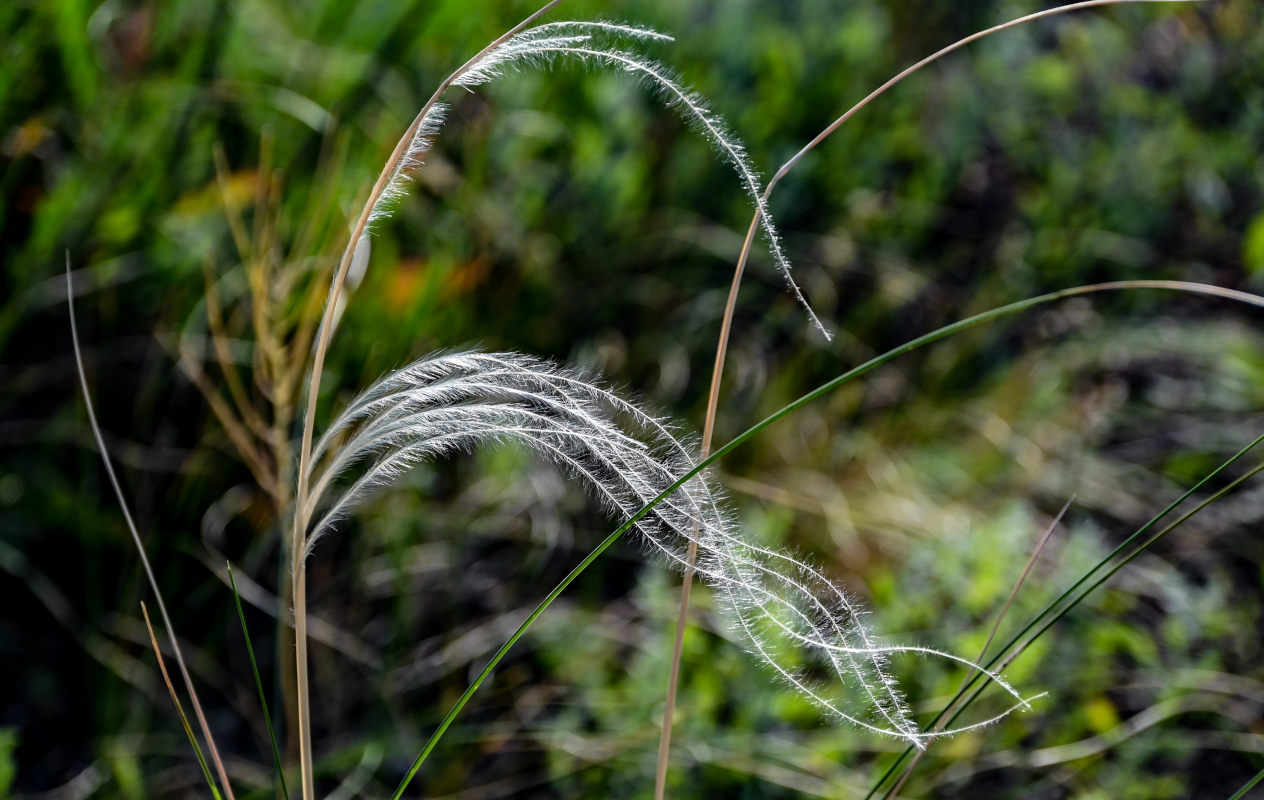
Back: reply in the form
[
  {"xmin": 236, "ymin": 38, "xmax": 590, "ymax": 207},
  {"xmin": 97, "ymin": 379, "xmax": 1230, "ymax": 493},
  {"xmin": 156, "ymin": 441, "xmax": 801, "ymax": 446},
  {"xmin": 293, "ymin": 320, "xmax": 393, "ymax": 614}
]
[{"xmin": 55, "ymin": 1, "xmax": 1264, "ymax": 798}]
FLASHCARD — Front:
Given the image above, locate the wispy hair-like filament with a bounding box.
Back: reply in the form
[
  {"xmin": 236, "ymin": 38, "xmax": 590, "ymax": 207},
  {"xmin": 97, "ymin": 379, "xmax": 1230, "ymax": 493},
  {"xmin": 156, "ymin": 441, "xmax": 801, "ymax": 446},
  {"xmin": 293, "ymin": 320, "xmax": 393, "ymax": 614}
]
[
  {"xmin": 360, "ymin": 20, "xmax": 830, "ymax": 338},
  {"xmin": 303, "ymin": 350, "xmax": 1032, "ymax": 745}
]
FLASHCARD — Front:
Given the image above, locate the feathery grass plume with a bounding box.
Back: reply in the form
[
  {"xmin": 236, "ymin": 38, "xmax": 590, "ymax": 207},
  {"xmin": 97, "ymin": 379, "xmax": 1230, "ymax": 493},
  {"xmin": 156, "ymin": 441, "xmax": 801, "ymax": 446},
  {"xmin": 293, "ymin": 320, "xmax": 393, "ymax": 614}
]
[
  {"xmin": 355, "ymin": 20, "xmax": 829, "ymax": 338},
  {"xmin": 300, "ymin": 350, "xmax": 1031, "ymax": 746},
  {"xmin": 296, "ymin": 21, "xmax": 834, "ymax": 778},
  {"xmin": 292, "ymin": 12, "xmax": 1026, "ymax": 789}
]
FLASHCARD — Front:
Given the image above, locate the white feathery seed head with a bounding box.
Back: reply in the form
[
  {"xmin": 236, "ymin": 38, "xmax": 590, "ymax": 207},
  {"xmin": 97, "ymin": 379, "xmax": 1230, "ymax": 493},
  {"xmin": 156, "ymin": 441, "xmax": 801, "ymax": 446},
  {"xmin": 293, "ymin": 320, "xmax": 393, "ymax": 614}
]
[
  {"xmin": 367, "ymin": 103, "xmax": 450, "ymax": 229},
  {"xmin": 362, "ymin": 19, "xmax": 830, "ymax": 338},
  {"xmin": 302, "ymin": 349, "xmax": 1033, "ymax": 745}
]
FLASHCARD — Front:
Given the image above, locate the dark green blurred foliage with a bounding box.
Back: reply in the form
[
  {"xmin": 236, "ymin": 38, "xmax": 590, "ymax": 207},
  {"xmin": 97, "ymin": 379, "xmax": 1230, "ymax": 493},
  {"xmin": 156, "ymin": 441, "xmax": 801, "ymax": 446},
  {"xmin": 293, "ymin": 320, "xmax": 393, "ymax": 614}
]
[{"xmin": 2, "ymin": 0, "xmax": 1264, "ymax": 797}]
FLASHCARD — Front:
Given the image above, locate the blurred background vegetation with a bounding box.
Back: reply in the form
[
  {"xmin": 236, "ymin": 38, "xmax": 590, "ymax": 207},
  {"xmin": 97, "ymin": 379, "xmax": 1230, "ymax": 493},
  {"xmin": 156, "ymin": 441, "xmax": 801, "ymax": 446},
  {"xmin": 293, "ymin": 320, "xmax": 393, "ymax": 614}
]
[{"xmin": 3, "ymin": 0, "xmax": 1264, "ymax": 797}]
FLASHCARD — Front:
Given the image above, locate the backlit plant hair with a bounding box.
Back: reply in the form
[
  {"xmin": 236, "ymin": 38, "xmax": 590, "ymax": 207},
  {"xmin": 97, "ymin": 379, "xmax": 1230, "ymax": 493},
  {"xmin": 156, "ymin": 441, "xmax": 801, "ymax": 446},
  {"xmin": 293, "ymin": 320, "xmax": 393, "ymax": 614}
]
[
  {"xmin": 289, "ymin": 7, "xmax": 1025, "ymax": 798},
  {"xmin": 66, "ymin": 3, "xmax": 1235, "ymax": 799}
]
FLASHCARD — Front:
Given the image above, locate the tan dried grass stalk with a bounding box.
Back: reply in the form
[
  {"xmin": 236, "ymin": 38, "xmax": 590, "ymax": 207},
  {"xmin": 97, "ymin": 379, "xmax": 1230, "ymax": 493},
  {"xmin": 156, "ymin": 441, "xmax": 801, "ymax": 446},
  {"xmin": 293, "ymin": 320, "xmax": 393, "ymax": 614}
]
[{"xmin": 289, "ymin": 5, "xmax": 569, "ymax": 797}]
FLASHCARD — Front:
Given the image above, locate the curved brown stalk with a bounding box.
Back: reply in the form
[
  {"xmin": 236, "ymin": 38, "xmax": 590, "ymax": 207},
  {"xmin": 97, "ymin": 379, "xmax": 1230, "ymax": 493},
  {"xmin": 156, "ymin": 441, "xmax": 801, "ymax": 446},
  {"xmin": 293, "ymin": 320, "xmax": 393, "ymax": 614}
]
[
  {"xmin": 69, "ymin": 262, "xmax": 236, "ymax": 800},
  {"xmin": 287, "ymin": 3, "xmax": 568, "ymax": 797},
  {"xmin": 652, "ymin": 2, "xmax": 1205, "ymax": 797}
]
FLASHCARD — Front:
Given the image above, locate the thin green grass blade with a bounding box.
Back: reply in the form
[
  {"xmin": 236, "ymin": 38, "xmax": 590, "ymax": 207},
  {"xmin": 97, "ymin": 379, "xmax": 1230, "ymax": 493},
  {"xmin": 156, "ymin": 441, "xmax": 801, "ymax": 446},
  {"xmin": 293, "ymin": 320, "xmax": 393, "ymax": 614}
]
[
  {"xmin": 869, "ymin": 436, "xmax": 1264, "ymax": 799},
  {"xmin": 227, "ymin": 563, "xmax": 291, "ymax": 800},
  {"xmin": 390, "ymin": 525, "xmax": 626, "ymax": 799},
  {"xmin": 393, "ymin": 281, "xmax": 1264, "ymax": 797},
  {"xmin": 1020, "ymin": 459, "xmax": 1264, "ymax": 651},
  {"xmin": 1228, "ymin": 765, "xmax": 1264, "ymax": 800},
  {"xmin": 186, "ymin": 722, "xmax": 224, "ymax": 800},
  {"xmin": 141, "ymin": 602, "xmax": 223, "ymax": 800},
  {"xmin": 871, "ymin": 446, "xmax": 1264, "ymax": 798},
  {"xmin": 180, "ymin": 707, "xmax": 223, "ymax": 800}
]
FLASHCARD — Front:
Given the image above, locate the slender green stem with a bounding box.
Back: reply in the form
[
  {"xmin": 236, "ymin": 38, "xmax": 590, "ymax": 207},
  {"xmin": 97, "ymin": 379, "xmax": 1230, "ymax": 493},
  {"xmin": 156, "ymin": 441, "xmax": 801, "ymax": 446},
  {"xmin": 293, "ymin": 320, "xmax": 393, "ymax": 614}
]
[
  {"xmin": 397, "ymin": 280, "xmax": 1264, "ymax": 796},
  {"xmin": 886, "ymin": 497, "xmax": 1074, "ymax": 798},
  {"xmin": 869, "ymin": 436, "xmax": 1264, "ymax": 799},
  {"xmin": 228, "ymin": 563, "xmax": 291, "ymax": 800},
  {"xmin": 1228, "ymin": 765, "xmax": 1264, "ymax": 800},
  {"xmin": 391, "ymin": 525, "xmax": 627, "ymax": 799},
  {"xmin": 140, "ymin": 602, "xmax": 223, "ymax": 800}
]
